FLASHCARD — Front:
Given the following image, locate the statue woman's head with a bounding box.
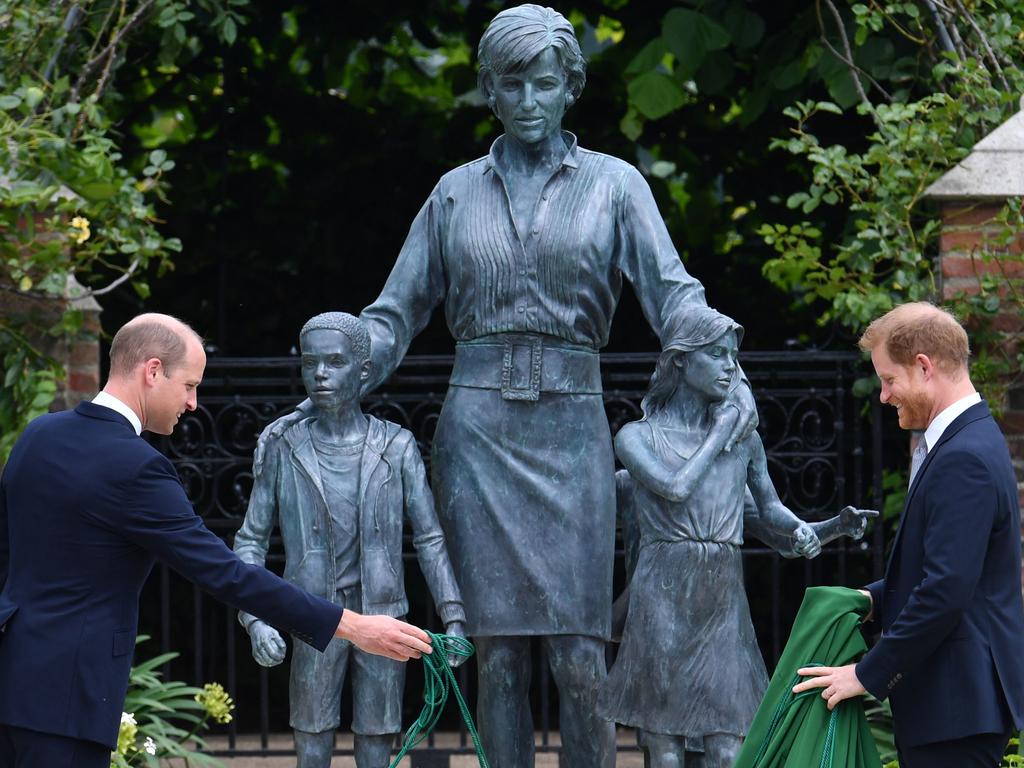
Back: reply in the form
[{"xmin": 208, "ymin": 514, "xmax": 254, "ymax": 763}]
[
  {"xmin": 477, "ymin": 5, "xmax": 586, "ymax": 143},
  {"xmin": 642, "ymin": 306, "xmax": 744, "ymax": 417}
]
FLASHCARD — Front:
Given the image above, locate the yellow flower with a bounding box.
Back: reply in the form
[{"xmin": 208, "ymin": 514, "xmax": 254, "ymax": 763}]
[
  {"xmin": 116, "ymin": 712, "xmax": 137, "ymax": 755},
  {"xmin": 195, "ymin": 682, "xmax": 235, "ymax": 725},
  {"xmin": 69, "ymin": 216, "xmax": 91, "ymax": 244}
]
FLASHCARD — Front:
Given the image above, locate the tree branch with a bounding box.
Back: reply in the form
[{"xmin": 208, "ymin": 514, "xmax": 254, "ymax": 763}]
[
  {"xmin": 920, "ymin": 0, "xmax": 957, "ymax": 56},
  {"xmin": 816, "ymin": 0, "xmax": 892, "ymax": 111},
  {"xmin": 42, "ymin": 4, "xmax": 86, "ymax": 83},
  {"xmin": 69, "ymin": 0, "xmax": 157, "ymax": 104},
  {"xmin": 951, "ymin": 0, "xmax": 1012, "ymax": 92},
  {"xmin": 76, "ymin": 258, "xmax": 141, "ymax": 298}
]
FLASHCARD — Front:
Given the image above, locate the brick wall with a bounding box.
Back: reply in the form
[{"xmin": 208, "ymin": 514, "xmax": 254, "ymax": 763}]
[
  {"xmin": 0, "ymin": 278, "xmax": 102, "ymax": 412},
  {"xmin": 936, "ymin": 202, "xmax": 1024, "ymax": 509}
]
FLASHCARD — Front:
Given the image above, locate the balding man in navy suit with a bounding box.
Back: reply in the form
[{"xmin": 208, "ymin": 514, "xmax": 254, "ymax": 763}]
[
  {"xmin": 795, "ymin": 302, "xmax": 1024, "ymax": 767},
  {"xmin": 0, "ymin": 313, "xmax": 433, "ymax": 768}
]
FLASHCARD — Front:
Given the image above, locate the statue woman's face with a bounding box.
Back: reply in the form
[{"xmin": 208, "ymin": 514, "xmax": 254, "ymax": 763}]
[
  {"xmin": 677, "ymin": 330, "xmax": 739, "ymax": 402},
  {"xmin": 490, "ymin": 47, "xmax": 568, "ymax": 146}
]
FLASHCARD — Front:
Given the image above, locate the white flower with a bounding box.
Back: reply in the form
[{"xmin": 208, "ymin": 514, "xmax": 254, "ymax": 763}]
[
  {"xmin": 120, "ymin": 712, "xmax": 137, "ymax": 726},
  {"xmin": 143, "ymin": 736, "xmax": 157, "ymax": 755}
]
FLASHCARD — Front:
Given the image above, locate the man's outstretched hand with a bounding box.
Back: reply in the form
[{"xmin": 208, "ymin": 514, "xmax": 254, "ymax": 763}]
[{"xmin": 336, "ymin": 610, "xmax": 433, "ymax": 662}]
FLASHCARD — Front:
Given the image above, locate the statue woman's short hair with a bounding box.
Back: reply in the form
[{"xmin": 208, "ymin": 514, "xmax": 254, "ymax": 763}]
[
  {"xmin": 300, "ymin": 312, "xmax": 371, "ymax": 366},
  {"xmin": 477, "ymin": 4, "xmax": 587, "ymax": 103},
  {"xmin": 642, "ymin": 306, "xmax": 744, "ymax": 416}
]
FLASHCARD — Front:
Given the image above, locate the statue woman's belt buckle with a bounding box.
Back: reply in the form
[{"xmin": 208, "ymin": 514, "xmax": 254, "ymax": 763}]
[{"xmin": 501, "ymin": 336, "xmax": 543, "ymax": 401}]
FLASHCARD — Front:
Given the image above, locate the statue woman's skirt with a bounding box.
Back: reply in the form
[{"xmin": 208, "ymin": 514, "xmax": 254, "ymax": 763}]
[{"xmin": 431, "ymin": 383, "xmax": 616, "ymax": 638}]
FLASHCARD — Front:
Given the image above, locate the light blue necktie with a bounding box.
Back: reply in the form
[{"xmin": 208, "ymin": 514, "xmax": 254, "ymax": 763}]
[{"xmin": 908, "ymin": 438, "xmax": 927, "ymax": 488}]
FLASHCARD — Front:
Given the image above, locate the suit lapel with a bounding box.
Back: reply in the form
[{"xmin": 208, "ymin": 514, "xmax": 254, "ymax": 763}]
[{"xmin": 884, "ymin": 401, "xmax": 992, "ymax": 573}]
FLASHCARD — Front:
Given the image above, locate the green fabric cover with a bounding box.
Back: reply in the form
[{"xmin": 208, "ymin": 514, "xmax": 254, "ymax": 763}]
[{"xmin": 734, "ymin": 586, "xmax": 882, "ymax": 768}]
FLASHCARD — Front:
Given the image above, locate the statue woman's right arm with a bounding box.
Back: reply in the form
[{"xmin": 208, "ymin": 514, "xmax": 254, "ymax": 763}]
[{"xmin": 360, "ymin": 184, "xmax": 449, "ymax": 394}]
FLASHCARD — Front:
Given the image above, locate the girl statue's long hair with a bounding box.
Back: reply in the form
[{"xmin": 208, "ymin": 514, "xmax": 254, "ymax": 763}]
[{"xmin": 641, "ymin": 306, "xmax": 744, "ymax": 418}]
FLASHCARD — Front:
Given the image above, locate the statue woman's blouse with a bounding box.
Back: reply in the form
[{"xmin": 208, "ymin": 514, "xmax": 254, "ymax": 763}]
[{"xmin": 360, "ymin": 132, "xmax": 707, "ymax": 389}]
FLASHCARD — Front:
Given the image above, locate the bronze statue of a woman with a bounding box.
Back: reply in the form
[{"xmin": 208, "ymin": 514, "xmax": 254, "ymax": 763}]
[{"xmin": 258, "ymin": 6, "xmax": 757, "ymax": 766}]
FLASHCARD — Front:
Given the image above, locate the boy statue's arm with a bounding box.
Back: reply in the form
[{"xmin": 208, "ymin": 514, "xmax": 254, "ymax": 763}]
[{"xmin": 399, "ymin": 433, "xmax": 468, "ymax": 667}]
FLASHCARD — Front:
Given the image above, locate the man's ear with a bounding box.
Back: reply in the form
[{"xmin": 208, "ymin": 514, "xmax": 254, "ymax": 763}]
[
  {"xmin": 142, "ymin": 357, "xmax": 163, "ymax": 386},
  {"xmin": 360, "ymin": 360, "xmax": 371, "ymax": 381},
  {"xmin": 914, "ymin": 352, "xmax": 936, "ymax": 380}
]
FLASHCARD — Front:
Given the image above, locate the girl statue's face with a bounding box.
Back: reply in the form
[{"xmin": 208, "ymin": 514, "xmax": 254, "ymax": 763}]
[{"xmin": 677, "ymin": 330, "xmax": 739, "ymax": 402}]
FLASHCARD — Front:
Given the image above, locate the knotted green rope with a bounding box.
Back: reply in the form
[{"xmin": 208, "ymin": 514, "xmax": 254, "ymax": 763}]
[
  {"xmin": 748, "ymin": 661, "xmax": 840, "ymax": 768},
  {"xmin": 388, "ymin": 632, "xmax": 491, "ymax": 768}
]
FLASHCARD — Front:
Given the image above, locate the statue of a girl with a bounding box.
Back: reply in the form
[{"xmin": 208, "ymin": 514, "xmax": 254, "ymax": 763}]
[{"xmin": 598, "ymin": 306, "xmax": 875, "ymax": 768}]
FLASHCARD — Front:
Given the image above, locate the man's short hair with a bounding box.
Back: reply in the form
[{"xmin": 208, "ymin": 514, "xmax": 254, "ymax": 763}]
[
  {"xmin": 108, "ymin": 315, "xmax": 201, "ymax": 377},
  {"xmin": 858, "ymin": 301, "xmax": 970, "ymax": 375},
  {"xmin": 477, "ymin": 4, "xmax": 586, "ymax": 103},
  {"xmin": 299, "ymin": 312, "xmax": 371, "ymax": 365}
]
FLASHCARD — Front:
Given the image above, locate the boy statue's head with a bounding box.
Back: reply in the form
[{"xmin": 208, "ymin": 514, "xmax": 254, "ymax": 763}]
[{"xmin": 298, "ymin": 312, "xmax": 372, "ymax": 412}]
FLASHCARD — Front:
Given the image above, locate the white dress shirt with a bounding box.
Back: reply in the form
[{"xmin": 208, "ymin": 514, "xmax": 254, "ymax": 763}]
[
  {"xmin": 92, "ymin": 391, "xmax": 143, "ymax": 436},
  {"xmin": 923, "ymin": 391, "xmax": 982, "ymax": 452}
]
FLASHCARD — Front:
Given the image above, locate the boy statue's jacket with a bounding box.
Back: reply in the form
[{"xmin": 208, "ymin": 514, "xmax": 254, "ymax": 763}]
[{"xmin": 235, "ymin": 414, "xmax": 465, "ymax": 628}]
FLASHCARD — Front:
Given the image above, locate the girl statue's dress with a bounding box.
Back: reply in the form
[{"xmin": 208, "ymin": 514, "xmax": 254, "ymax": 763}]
[{"xmin": 598, "ymin": 419, "xmax": 768, "ymax": 739}]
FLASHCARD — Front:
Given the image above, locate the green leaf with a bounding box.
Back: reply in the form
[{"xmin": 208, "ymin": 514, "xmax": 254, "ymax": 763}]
[
  {"xmin": 222, "ymin": 17, "xmax": 237, "ymax": 45},
  {"xmin": 627, "ymin": 71, "xmax": 687, "ymax": 120},
  {"xmin": 662, "ymin": 8, "xmax": 731, "ymax": 79},
  {"xmin": 0, "ymin": 95, "xmax": 22, "ymax": 110},
  {"xmin": 619, "ymin": 106, "xmax": 643, "ymax": 141},
  {"xmin": 773, "ymin": 60, "xmax": 806, "ymax": 90},
  {"xmin": 75, "ymin": 181, "xmax": 117, "ymax": 201},
  {"xmin": 24, "ymin": 86, "xmax": 44, "ymax": 109},
  {"xmin": 625, "ymin": 38, "xmax": 668, "ymax": 76},
  {"xmin": 721, "ymin": 5, "xmax": 765, "ymax": 49},
  {"xmin": 695, "ymin": 51, "xmax": 735, "ymax": 95}
]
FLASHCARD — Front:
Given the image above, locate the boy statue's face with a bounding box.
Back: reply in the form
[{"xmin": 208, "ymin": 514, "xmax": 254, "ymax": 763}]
[{"xmin": 300, "ymin": 328, "xmax": 367, "ymax": 413}]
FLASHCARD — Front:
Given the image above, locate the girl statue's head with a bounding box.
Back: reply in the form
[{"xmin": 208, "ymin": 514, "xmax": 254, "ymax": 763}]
[{"xmin": 642, "ymin": 306, "xmax": 744, "ymax": 417}]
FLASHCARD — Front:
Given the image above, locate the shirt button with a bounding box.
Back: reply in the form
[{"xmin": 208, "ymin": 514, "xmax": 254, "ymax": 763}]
[
  {"xmin": 541, "ymin": 193, "xmax": 548, "ymax": 200},
  {"xmin": 519, "ymin": 270, "xmax": 527, "ymax": 276},
  {"xmin": 531, "ymin": 228, "xmax": 540, "ymax": 235},
  {"xmin": 517, "ymin": 306, "xmax": 525, "ymax": 313}
]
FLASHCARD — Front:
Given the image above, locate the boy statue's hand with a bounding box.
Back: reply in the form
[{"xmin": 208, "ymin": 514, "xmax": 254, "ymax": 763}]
[
  {"xmin": 249, "ymin": 620, "xmax": 287, "ymax": 667},
  {"xmin": 444, "ymin": 621, "xmax": 468, "ymax": 668}
]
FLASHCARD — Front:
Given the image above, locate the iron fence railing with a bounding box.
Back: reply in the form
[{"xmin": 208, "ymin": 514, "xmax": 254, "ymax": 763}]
[{"xmin": 140, "ymin": 350, "xmax": 888, "ymax": 763}]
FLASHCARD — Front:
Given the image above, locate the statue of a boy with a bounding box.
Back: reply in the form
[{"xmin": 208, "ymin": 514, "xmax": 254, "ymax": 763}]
[{"xmin": 234, "ymin": 312, "xmax": 466, "ymax": 768}]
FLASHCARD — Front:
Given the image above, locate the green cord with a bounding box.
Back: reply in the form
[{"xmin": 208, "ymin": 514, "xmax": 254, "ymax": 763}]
[
  {"xmin": 749, "ymin": 661, "xmax": 839, "ymax": 768},
  {"xmin": 388, "ymin": 632, "xmax": 491, "ymax": 768}
]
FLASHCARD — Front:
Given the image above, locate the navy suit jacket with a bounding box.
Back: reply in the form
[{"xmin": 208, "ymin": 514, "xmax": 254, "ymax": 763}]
[
  {"xmin": 0, "ymin": 402, "xmax": 343, "ymax": 749},
  {"xmin": 856, "ymin": 401, "xmax": 1024, "ymax": 748}
]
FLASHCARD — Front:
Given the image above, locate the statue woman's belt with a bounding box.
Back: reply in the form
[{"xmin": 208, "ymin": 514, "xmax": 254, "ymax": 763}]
[{"xmin": 451, "ymin": 335, "xmax": 602, "ymax": 401}]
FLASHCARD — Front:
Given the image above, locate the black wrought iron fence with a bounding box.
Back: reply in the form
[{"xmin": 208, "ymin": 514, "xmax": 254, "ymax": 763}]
[{"xmin": 139, "ymin": 350, "xmax": 888, "ymax": 764}]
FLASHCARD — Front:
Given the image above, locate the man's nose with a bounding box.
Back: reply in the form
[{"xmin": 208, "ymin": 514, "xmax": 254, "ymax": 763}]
[
  {"xmin": 879, "ymin": 385, "xmax": 890, "ymax": 404},
  {"xmin": 186, "ymin": 391, "xmax": 197, "ymax": 411}
]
